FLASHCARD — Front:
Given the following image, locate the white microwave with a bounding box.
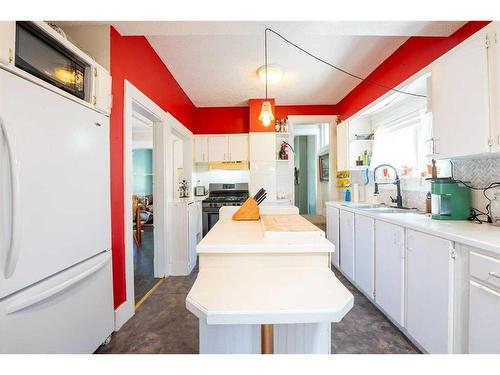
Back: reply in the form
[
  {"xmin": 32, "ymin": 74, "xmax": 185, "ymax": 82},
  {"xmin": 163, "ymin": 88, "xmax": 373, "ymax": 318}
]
[
  {"xmin": 15, "ymin": 21, "xmax": 91, "ymax": 101},
  {"xmin": 0, "ymin": 21, "xmax": 112, "ymax": 114}
]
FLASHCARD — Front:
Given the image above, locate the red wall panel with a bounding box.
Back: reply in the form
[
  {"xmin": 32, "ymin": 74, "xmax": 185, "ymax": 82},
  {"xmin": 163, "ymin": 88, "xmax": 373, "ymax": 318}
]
[
  {"xmin": 337, "ymin": 21, "xmax": 491, "ymax": 120},
  {"xmin": 110, "ymin": 27, "xmax": 196, "ymax": 308},
  {"xmin": 195, "ymin": 107, "xmax": 249, "ymax": 134}
]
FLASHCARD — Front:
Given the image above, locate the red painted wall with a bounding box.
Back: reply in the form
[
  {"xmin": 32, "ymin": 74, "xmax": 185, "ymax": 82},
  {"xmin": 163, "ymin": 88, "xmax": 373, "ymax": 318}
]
[
  {"xmin": 110, "ymin": 27, "xmax": 196, "ymax": 308},
  {"xmin": 194, "ymin": 103, "xmax": 339, "ymax": 133},
  {"xmin": 337, "ymin": 21, "xmax": 491, "ymax": 120},
  {"xmin": 195, "ymin": 107, "xmax": 249, "ymax": 134}
]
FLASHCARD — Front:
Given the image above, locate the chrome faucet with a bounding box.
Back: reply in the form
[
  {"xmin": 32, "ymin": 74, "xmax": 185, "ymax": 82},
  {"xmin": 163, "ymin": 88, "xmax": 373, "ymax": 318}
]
[{"xmin": 373, "ymin": 164, "xmax": 403, "ymax": 208}]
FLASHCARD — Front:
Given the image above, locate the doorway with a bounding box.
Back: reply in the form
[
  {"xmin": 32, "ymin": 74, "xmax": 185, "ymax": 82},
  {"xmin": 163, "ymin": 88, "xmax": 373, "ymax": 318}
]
[
  {"xmin": 288, "ymin": 116, "xmax": 337, "ymax": 232},
  {"xmin": 116, "ymin": 81, "xmax": 169, "ymax": 330},
  {"xmin": 131, "ymin": 112, "xmax": 159, "ymax": 305},
  {"xmin": 294, "ymin": 134, "xmax": 317, "ymax": 215}
]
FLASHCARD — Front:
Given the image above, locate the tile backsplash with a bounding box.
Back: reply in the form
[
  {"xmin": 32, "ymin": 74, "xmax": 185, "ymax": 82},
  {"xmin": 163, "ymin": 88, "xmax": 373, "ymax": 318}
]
[{"xmin": 339, "ymin": 156, "xmax": 500, "ymax": 213}]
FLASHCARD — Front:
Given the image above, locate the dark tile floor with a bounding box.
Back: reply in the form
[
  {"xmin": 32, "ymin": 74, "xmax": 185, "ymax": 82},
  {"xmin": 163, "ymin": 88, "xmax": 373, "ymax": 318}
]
[
  {"xmin": 134, "ymin": 227, "xmax": 160, "ymax": 304},
  {"xmin": 97, "ymin": 232, "xmax": 419, "ymax": 354}
]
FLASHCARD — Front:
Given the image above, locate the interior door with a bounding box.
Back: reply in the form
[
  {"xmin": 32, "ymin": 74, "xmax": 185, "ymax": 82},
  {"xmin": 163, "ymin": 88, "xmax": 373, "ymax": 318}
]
[
  {"xmin": 228, "ymin": 135, "xmax": 248, "ymax": 161},
  {"xmin": 208, "ymin": 136, "xmax": 228, "ymax": 161},
  {"xmin": 339, "ymin": 210, "xmax": 355, "ymax": 280},
  {"xmin": 375, "ymin": 220, "xmax": 405, "ymax": 326},
  {"xmin": 354, "ymin": 214, "xmax": 375, "ymax": 299},
  {"xmin": 0, "ymin": 69, "xmax": 111, "ymax": 298}
]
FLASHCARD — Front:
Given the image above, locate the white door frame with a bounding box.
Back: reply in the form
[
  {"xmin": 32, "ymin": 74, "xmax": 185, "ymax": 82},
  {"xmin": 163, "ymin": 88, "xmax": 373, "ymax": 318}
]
[
  {"xmin": 287, "ymin": 115, "xmax": 338, "ymax": 216},
  {"xmin": 115, "ymin": 80, "xmax": 169, "ymax": 330}
]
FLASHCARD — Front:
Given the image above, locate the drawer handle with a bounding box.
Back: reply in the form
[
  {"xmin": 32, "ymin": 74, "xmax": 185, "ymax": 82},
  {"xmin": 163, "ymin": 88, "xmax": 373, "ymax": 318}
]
[{"xmin": 488, "ymin": 271, "xmax": 500, "ymax": 280}]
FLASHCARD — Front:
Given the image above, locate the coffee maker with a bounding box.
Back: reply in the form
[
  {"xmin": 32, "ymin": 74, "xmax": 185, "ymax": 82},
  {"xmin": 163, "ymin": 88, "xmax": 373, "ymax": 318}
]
[{"xmin": 431, "ymin": 178, "xmax": 471, "ymax": 220}]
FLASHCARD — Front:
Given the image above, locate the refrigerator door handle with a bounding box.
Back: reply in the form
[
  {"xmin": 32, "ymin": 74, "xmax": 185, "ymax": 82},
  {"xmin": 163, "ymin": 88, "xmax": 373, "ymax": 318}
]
[
  {"xmin": 0, "ymin": 117, "xmax": 21, "ymax": 279},
  {"xmin": 6, "ymin": 256, "xmax": 110, "ymax": 314}
]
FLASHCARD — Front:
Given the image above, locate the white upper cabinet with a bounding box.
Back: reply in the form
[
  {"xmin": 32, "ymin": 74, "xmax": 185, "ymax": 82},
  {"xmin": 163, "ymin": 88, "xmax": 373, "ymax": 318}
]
[
  {"xmin": 208, "ymin": 136, "xmax": 228, "ymax": 161},
  {"xmin": 228, "ymin": 134, "xmax": 248, "ymax": 161},
  {"xmin": 93, "ymin": 65, "xmax": 112, "ymax": 114},
  {"xmin": 489, "ymin": 23, "xmax": 500, "ymax": 153},
  {"xmin": 336, "ymin": 121, "xmax": 349, "ymax": 171},
  {"xmin": 430, "ymin": 24, "xmax": 493, "ymax": 159},
  {"xmin": 0, "ymin": 22, "xmax": 15, "ymax": 66},
  {"xmin": 406, "ymin": 230, "xmax": 454, "ymax": 353},
  {"xmin": 375, "ymin": 220, "xmax": 405, "ymax": 326},
  {"xmin": 249, "ymin": 132, "xmax": 276, "ymax": 161},
  {"xmin": 194, "ymin": 136, "xmax": 209, "ymax": 162},
  {"xmin": 201, "ymin": 134, "xmax": 250, "ymax": 162}
]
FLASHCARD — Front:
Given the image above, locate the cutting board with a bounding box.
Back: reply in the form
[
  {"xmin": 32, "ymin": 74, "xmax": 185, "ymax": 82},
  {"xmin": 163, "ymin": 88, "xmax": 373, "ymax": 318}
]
[{"xmin": 261, "ymin": 215, "xmax": 324, "ymax": 239}]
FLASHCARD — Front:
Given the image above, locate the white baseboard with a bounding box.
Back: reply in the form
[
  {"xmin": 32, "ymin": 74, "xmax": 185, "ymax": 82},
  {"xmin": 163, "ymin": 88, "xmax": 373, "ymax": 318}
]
[{"xmin": 114, "ymin": 300, "xmax": 135, "ymax": 331}]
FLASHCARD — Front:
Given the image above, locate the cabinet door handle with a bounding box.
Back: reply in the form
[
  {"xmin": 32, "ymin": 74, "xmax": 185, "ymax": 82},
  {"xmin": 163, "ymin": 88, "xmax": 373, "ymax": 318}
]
[{"xmin": 489, "ymin": 271, "xmax": 500, "ymax": 280}]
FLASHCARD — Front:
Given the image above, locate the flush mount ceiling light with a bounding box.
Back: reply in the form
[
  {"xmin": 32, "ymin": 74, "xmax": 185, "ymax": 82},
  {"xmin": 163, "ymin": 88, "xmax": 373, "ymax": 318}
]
[{"xmin": 257, "ymin": 64, "xmax": 283, "ymax": 85}]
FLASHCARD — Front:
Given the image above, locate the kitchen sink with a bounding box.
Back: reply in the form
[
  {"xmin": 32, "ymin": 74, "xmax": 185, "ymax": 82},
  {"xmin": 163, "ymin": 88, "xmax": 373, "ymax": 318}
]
[
  {"xmin": 360, "ymin": 207, "xmax": 419, "ymax": 214},
  {"xmin": 341, "ymin": 203, "xmax": 373, "ymax": 209}
]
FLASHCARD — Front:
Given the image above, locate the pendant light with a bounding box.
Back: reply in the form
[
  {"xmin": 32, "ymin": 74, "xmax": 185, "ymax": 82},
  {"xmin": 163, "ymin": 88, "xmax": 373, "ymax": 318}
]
[{"xmin": 259, "ymin": 29, "xmax": 274, "ymax": 127}]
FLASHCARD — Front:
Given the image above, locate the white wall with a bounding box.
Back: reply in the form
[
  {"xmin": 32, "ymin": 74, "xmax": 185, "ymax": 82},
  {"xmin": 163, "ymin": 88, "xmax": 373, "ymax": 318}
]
[{"xmin": 58, "ymin": 24, "xmax": 110, "ymax": 70}]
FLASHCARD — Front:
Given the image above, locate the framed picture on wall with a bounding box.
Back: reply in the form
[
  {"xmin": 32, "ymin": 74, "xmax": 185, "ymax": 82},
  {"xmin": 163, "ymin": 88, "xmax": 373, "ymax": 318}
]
[{"xmin": 319, "ymin": 153, "xmax": 329, "ymax": 182}]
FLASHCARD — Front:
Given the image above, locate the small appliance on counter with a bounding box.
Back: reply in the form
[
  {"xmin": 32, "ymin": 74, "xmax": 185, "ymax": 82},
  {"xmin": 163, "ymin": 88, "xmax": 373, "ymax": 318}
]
[
  {"xmin": 430, "ymin": 178, "xmax": 471, "ymax": 220},
  {"xmin": 194, "ymin": 185, "xmax": 206, "ymax": 196}
]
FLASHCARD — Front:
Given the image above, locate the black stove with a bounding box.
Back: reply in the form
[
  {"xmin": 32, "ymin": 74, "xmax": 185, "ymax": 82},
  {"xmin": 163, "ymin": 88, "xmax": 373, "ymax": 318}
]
[{"xmin": 202, "ymin": 183, "xmax": 249, "ymax": 235}]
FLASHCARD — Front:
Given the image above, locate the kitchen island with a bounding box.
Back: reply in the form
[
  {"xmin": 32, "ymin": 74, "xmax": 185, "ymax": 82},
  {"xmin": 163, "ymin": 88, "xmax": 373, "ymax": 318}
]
[{"xmin": 186, "ymin": 207, "xmax": 354, "ymax": 354}]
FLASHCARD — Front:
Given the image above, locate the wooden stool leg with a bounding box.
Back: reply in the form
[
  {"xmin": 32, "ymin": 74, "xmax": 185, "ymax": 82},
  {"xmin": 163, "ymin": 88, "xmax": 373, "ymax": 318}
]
[{"xmin": 261, "ymin": 324, "xmax": 274, "ymax": 354}]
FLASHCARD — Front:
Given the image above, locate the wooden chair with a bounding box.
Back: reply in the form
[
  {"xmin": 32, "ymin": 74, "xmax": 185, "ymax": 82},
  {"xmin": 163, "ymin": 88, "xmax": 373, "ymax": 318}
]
[{"xmin": 132, "ymin": 195, "xmax": 142, "ymax": 246}]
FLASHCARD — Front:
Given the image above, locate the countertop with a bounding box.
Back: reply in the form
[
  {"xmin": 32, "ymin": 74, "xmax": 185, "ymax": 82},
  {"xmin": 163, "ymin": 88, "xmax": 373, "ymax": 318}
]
[
  {"xmin": 196, "ymin": 218, "xmax": 335, "ymax": 254},
  {"xmin": 186, "ymin": 267, "xmax": 353, "ymax": 325},
  {"xmin": 326, "ymin": 201, "xmax": 500, "ymax": 256},
  {"xmin": 197, "ymin": 217, "xmax": 334, "ymax": 254}
]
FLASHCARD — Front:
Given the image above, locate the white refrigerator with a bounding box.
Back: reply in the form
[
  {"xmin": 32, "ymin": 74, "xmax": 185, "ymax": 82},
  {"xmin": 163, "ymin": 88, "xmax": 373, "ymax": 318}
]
[{"xmin": 0, "ymin": 67, "xmax": 114, "ymax": 353}]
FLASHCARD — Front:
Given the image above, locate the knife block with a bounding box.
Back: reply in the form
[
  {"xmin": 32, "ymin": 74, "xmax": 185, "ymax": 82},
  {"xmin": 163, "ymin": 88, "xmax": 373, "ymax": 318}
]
[{"xmin": 232, "ymin": 197, "xmax": 260, "ymax": 221}]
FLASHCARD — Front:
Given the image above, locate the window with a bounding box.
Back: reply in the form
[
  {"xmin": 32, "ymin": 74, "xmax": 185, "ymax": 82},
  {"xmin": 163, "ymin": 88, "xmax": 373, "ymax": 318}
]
[
  {"xmin": 319, "ymin": 123, "xmax": 330, "ymax": 148},
  {"xmin": 371, "ymin": 107, "xmax": 431, "ymax": 176}
]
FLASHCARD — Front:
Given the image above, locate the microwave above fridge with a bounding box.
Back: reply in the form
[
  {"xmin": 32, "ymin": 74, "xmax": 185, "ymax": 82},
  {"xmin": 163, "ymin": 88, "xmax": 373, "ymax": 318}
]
[
  {"xmin": 0, "ymin": 21, "xmax": 112, "ymax": 114},
  {"xmin": 15, "ymin": 21, "xmax": 91, "ymax": 102}
]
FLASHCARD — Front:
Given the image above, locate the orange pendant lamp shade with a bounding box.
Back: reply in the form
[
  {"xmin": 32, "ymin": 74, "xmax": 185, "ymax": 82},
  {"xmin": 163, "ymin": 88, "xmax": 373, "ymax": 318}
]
[{"xmin": 259, "ymin": 100, "xmax": 274, "ymax": 127}]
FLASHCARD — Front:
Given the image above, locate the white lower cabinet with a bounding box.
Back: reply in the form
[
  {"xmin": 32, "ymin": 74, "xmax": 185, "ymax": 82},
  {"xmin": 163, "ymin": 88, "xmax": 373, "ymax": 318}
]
[
  {"xmin": 354, "ymin": 214, "xmax": 374, "ymax": 299},
  {"xmin": 375, "ymin": 220, "xmax": 405, "ymax": 326},
  {"xmin": 326, "ymin": 206, "xmax": 340, "ymax": 268},
  {"xmin": 339, "ymin": 210, "xmax": 355, "ymax": 280},
  {"xmin": 406, "ymin": 230, "xmax": 454, "ymax": 353},
  {"xmin": 469, "ymin": 281, "xmax": 500, "ymax": 354}
]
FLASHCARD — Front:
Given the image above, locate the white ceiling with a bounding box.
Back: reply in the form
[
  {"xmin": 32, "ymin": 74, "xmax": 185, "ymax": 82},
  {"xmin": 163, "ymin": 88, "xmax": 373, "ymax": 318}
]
[{"xmin": 69, "ymin": 21, "xmax": 467, "ymax": 107}]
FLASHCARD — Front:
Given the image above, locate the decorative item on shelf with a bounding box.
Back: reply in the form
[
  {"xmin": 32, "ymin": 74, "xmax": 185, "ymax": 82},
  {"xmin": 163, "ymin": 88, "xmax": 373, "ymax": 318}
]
[
  {"xmin": 275, "ymin": 120, "xmax": 281, "ymax": 132},
  {"xmin": 232, "ymin": 188, "xmax": 267, "ymax": 221},
  {"xmin": 336, "ymin": 170, "xmax": 351, "ymax": 188},
  {"xmin": 278, "ymin": 141, "xmax": 294, "ymax": 160},
  {"xmin": 318, "ymin": 153, "xmax": 329, "ymax": 181},
  {"xmin": 355, "ymin": 133, "xmax": 374, "ymax": 140},
  {"xmin": 178, "ymin": 179, "xmax": 189, "ymax": 198}
]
